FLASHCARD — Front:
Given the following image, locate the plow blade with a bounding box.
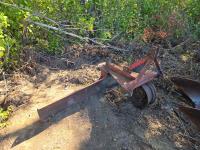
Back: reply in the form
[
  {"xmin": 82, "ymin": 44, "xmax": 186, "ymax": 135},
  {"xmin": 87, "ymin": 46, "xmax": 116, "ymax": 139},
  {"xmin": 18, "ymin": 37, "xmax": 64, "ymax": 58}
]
[
  {"xmin": 38, "ymin": 76, "xmax": 117, "ymax": 121},
  {"xmin": 179, "ymin": 106, "xmax": 200, "ymax": 130},
  {"xmin": 171, "ymin": 77, "xmax": 200, "ymax": 109}
]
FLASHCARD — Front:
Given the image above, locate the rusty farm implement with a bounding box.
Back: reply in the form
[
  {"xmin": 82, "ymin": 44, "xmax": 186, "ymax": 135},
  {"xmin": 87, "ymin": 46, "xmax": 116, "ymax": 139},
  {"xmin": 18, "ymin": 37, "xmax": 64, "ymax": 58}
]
[{"xmin": 37, "ymin": 48, "xmax": 162, "ymax": 121}]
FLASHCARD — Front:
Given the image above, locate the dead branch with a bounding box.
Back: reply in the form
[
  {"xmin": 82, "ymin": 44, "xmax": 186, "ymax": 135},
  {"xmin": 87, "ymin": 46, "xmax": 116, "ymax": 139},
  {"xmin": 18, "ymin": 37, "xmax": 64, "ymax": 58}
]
[
  {"xmin": 163, "ymin": 38, "xmax": 193, "ymax": 51},
  {"xmin": 109, "ymin": 32, "xmax": 123, "ymax": 43},
  {"xmin": 0, "ymin": 2, "xmax": 128, "ymax": 52},
  {"xmin": 0, "ymin": 72, "xmax": 8, "ymax": 106},
  {"xmin": 2, "ymin": 72, "xmax": 8, "ymax": 94},
  {"xmin": 28, "ymin": 20, "xmax": 86, "ymax": 40},
  {"xmin": 28, "ymin": 20, "xmax": 129, "ymax": 52}
]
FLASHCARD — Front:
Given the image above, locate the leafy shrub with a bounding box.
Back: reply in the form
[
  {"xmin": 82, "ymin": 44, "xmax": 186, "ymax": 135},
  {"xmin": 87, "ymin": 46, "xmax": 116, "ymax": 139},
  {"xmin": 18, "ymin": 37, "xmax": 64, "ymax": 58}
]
[
  {"xmin": 0, "ymin": 106, "xmax": 12, "ymax": 128},
  {"xmin": 0, "ymin": 3, "xmax": 27, "ymax": 71}
]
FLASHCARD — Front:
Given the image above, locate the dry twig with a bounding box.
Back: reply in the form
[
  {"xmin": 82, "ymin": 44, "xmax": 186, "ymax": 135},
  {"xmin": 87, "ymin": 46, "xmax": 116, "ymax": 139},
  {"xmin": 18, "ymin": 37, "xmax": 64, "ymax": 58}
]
[{"xmin": 28, "ymin": 20, "xmax": 128, "ymax": 52}]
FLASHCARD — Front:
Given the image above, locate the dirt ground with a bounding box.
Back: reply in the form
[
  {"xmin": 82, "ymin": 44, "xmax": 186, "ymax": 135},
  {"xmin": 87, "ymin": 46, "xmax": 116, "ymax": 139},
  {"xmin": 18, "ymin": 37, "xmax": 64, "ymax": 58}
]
[{"xmin": 0, "ymin": 42, "xmax": 200, "ymax": 150}]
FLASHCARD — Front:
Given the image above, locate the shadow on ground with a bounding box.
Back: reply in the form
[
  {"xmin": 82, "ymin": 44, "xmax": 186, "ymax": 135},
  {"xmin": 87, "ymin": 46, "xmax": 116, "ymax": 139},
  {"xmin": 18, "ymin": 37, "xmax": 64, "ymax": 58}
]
[{"xmin": 0, "ymin": 88, "xmax": 184, "ymax": 150}]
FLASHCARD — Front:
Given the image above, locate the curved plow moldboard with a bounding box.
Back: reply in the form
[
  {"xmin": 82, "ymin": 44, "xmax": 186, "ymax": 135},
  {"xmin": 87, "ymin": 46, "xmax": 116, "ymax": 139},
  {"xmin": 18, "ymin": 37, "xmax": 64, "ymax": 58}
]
[
  {"xmin": 179, "ymin": 106, "xmax": 200, "ymax": 130},
  {"xmin": 171, "ymin": 77, "xmax": 200, "ymax": 109}
]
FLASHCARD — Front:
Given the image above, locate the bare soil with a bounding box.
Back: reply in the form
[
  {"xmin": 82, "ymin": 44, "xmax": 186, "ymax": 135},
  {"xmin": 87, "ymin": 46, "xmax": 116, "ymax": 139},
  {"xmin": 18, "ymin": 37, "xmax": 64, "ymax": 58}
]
[{"xmin": 0, "ymin": 42, "xmax": 200, "ymax": 150}]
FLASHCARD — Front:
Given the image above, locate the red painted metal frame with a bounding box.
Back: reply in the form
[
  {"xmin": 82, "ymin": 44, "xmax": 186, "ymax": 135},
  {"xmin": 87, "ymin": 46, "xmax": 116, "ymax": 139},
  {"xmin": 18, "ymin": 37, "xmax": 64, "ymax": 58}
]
[{"xmin": 100, "ymin": 48, "xmax": 162, "ymax": 95}]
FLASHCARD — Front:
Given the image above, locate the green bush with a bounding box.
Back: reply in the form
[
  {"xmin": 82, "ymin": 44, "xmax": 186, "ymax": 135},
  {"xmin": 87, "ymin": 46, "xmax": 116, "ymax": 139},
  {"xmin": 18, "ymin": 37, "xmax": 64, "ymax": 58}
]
[{"xmin": 0, "ymin": 107, "xmax": 12, "ymax": 128}]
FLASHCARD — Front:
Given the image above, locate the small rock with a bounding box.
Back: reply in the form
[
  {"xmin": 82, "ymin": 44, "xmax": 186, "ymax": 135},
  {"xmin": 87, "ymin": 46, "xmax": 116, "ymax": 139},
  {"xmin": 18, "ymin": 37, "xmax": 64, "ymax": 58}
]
[
  {"xmin": 78, "ymin": 77, "xmax": 86, "ymax": 84},
  {"xmin": 64, "ymin": 84, "xmax": 68, "ymax": 90},
  {"xmin": 161, "ymin": 103, "xmax": 173, "ymax": 114},
  {"xmin": 113, "ymin": 138, "xmax": 117, "ymax": 142}
]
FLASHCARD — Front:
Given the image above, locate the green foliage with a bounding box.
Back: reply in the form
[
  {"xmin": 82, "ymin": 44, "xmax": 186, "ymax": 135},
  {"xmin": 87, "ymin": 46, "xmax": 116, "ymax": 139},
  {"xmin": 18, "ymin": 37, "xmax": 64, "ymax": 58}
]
[
  {"xmin": 0, "ymin": 0, "xmax": 200, "ymax": 71},
  {"xmin": 0, "ymin": 13, "xmax": 8, "ymax": 59},
  {"xmin": 0, "ymin": 106, "xmax": 12, "ymax": 128},
  {"xmin": 186, "ymin": 0, "xmax": 200, "ymax": 38},
  {"xmin": 0, "ymin": 2, "xmax": 27, "ymax": 70}
]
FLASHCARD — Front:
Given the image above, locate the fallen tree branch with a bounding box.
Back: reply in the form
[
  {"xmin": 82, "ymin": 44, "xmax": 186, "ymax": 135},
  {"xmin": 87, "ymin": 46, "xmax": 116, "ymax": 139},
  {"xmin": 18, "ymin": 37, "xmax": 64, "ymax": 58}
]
[
  {"xmin": 109, "ymin": 32, "xmax": 123, "ymax": 43},
  {"xmin": 0, "ymin": 2, "xmax": 128, "ymax": 52},
  {"xmin": 28, "ymin": 20, "xmax": 86, "ymax": 40},
  {"xmin": 163, "ymin": 38, "xmax": 193, "ymax": 51},
  {"xmin": 28, "ymin": 20, "xmax": 129, "ymax": 52}
]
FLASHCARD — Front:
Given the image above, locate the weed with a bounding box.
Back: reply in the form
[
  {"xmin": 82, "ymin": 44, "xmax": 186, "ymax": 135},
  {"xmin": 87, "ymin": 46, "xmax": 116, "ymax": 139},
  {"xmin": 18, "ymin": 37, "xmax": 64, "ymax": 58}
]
[{"xmin": 0, "ymin": 106, "xmax": 12, "ymax": 128}]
